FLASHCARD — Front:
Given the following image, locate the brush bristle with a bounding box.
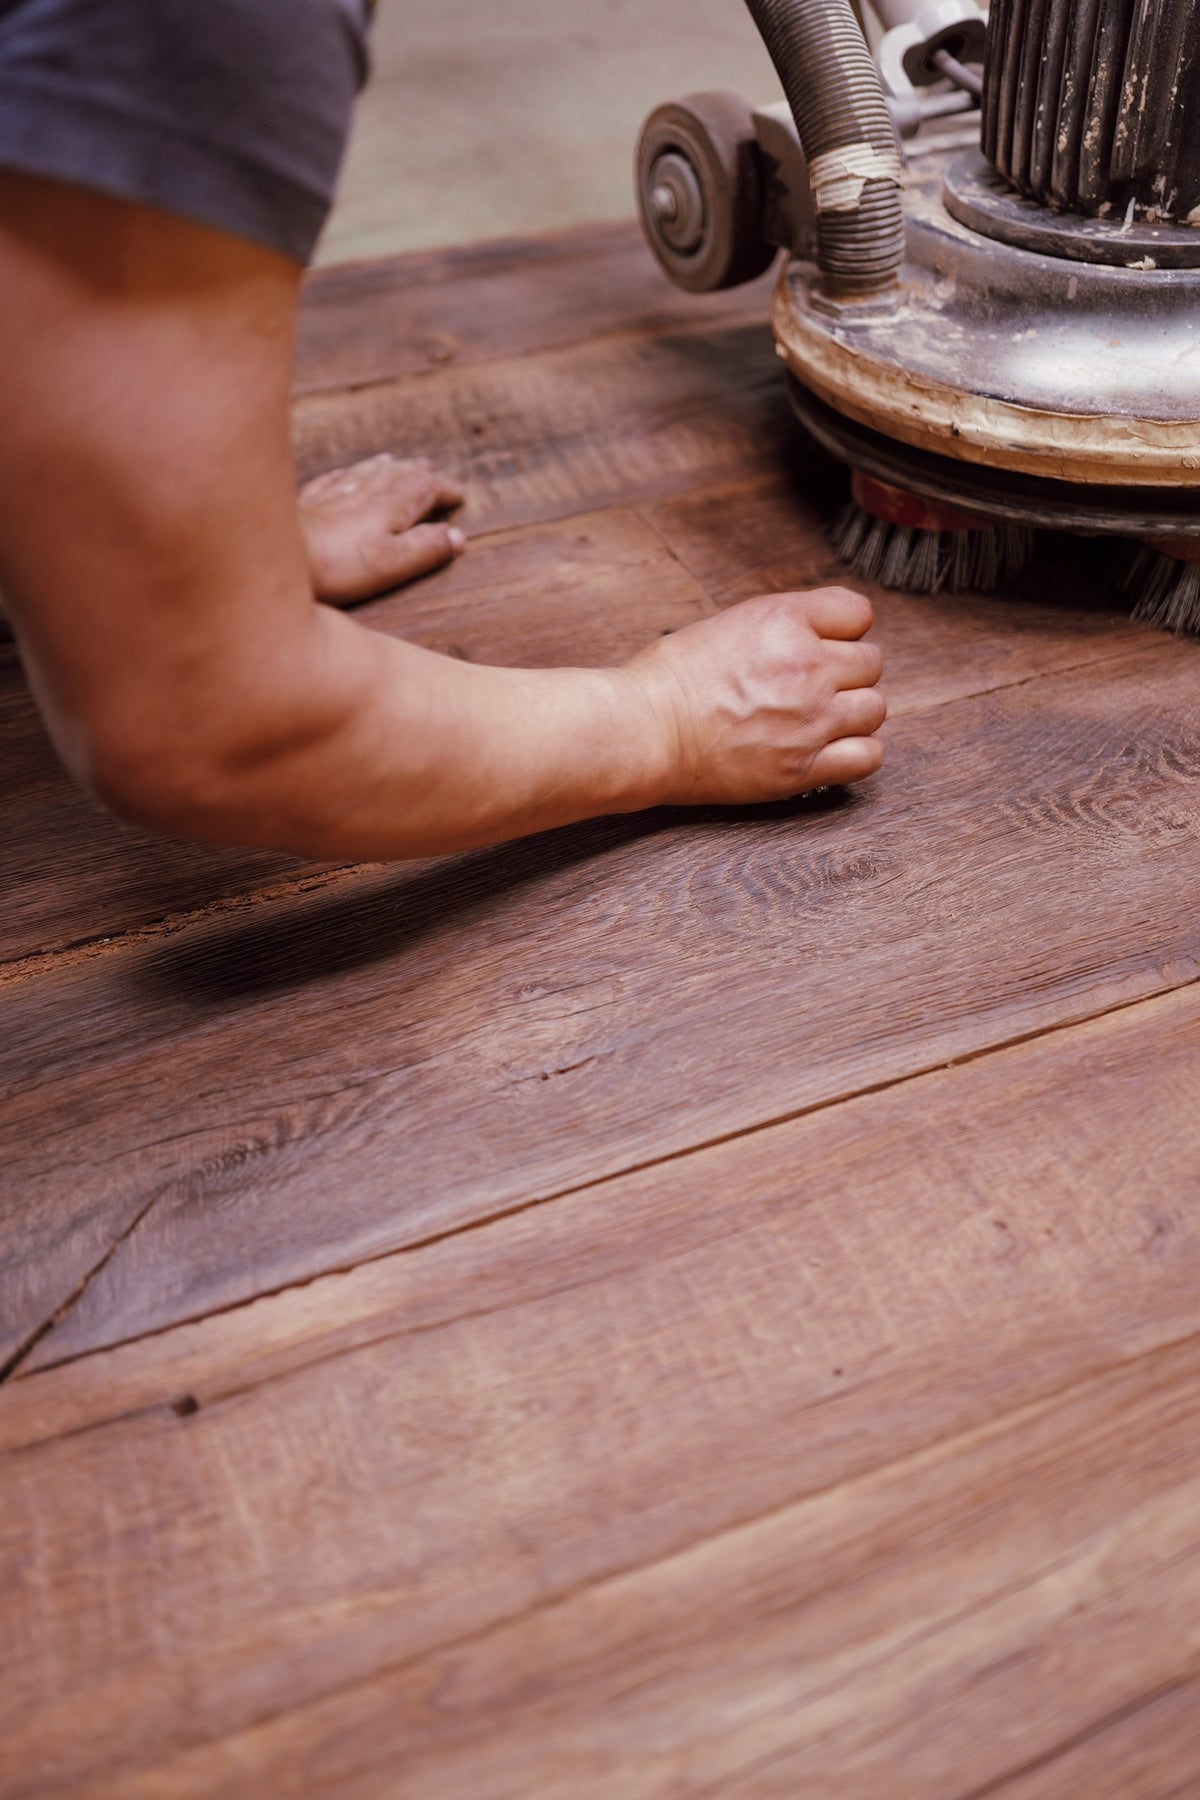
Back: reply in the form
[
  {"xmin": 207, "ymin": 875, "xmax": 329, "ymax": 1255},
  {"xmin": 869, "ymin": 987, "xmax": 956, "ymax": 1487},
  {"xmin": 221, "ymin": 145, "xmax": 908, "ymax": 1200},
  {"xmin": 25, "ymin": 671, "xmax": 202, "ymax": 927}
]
[
  {"xmin": 833, "ymin": 503, "xmax": 1034, "ymax": 595},
  {"xmin": 1122, "ymin": 546, "xmax": 1200, "ymax": 636}
]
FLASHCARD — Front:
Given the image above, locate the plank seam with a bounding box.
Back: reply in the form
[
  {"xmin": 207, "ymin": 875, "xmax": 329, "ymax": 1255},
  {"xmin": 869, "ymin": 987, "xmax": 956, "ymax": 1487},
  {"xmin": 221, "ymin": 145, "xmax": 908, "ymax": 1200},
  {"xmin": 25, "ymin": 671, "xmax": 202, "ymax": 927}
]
[
  {"xmin": 51, "ymin": 1328, "xmax": 1200, "ymax": 1782},
  {"xmin": 10, "ymin": 964, "xmax": 1200, "ymax": 1389},
  {"xmin": 955, "ymin": 1670, "xmax": 1200, "ymax": 1800},
  {"xmin": 292, "ymin": 303, "xmax": 770, "ymax": 399}
]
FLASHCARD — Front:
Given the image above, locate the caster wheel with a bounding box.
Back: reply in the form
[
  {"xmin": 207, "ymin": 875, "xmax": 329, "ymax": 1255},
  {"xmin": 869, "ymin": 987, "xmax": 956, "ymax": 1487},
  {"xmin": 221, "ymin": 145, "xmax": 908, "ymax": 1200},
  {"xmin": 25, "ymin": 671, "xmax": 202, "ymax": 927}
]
[{"xmin": 635, "ymin": 90, "xmax": 777, "ymax": 293}]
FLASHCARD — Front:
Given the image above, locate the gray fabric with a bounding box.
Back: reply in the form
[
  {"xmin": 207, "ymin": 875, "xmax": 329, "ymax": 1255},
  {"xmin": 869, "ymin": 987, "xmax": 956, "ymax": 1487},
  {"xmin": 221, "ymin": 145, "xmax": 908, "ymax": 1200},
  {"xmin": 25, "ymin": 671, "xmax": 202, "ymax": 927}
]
[{"xmin": 0, "ymin": 0, "xmax": 372, "ymax": 263}]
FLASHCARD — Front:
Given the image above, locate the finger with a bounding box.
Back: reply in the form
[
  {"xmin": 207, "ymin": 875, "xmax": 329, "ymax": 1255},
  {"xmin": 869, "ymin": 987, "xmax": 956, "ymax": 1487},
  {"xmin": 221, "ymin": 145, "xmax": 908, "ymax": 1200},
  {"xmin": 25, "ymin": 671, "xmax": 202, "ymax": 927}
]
[
  {"xmin": 384, "ymin": 521, "xmax": 466, "ymax": 587},
  {"xmin": 808, "ymin": 735, "xmax": 885, "ymax": 787},
  {"xmin": 363, "ymin": 453, "xmax": 439, "ymax": 492},
  {"xmin": 421, "ymin": 471, "xmax": 466, "ymax": 510},
  {"xmin": 830, "ymin": 686, "xmax": 888, "ymax": 738},
  {"xmin": 438, "ymin": 474, "xmax": 467, "ymax": 507},
  {"xmin": 824, "ymin": 636, "xmax": 883, "ymax": 691},
  {"xmin": 321, "ymin": 523, "xmax": 466, "ymax": 607},
  {"xmin": 385, "ymin": 473, "xmax": 467, "ymax": 531},
  {"xmin": 801, "ymin": 585, "xmax": 874, "ymax": 641},
  {"xmin": 380, "ymin": 454, "xmax": 434, "ymax": 474}
]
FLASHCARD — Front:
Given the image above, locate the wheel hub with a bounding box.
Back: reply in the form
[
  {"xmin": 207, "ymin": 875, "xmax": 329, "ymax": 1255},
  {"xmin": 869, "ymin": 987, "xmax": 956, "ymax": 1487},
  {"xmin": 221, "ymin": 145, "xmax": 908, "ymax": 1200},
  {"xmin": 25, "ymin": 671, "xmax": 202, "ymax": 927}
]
[{"xmin": 646, "ymin": 152, "xmax": 706, "ymax": 254}]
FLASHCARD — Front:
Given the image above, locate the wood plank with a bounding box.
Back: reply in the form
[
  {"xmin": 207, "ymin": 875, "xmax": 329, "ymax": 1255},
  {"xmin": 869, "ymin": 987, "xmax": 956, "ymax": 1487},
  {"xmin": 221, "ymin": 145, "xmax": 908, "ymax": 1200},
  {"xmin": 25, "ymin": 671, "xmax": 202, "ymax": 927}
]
[
  {"xmin": 349, "ymin": 502, "xmax": 717, "ymax": 665},
  {"xmin": 90, "ymin": 1337, "xmax": 1198, "ymax": 1800},
  {"xmin": 9, "ymin": 973, "xmax": 1200, "ymax": 1451},
  {"xmin": 290, "ymin": 312, "xmax": 800, "ymax": 525},
  {"xmin": 294, "ymin": 220, "xmax": 776, "ymax": 396},
  {"xmin": 0, "ymin": 510, "xmax": 715, "ymax": 970},
  {"xmin": 991, "ymin": 1681, "xmax": 1200, "ymax": 1800},
  {"xmin": 3, "ymin": 635, "xmax": 1199, "ymax": 1371},
  {"xmin": 344, "ymin": 481, "xmax": 1153, "ymax": 710},
  {"xmin": 5, "ymin": 980, "xmax": 1200, "ymax": 1792}
]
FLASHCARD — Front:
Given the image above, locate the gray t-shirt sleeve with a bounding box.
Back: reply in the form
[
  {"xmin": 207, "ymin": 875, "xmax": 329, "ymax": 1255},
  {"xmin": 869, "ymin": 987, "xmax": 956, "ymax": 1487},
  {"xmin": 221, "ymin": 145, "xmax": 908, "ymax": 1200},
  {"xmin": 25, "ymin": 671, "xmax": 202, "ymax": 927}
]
[{"xmin": 0, "ymin": 0, "xmax": 372, "ymax": 264}]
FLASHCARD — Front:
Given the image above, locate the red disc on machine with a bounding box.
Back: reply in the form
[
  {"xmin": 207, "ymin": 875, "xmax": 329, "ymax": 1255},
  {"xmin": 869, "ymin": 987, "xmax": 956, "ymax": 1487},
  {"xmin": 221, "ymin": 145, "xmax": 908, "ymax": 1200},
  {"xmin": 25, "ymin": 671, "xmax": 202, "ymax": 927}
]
[{"xmin": 852, "ymin": 472, "xmax": 996, "ymax": 535}]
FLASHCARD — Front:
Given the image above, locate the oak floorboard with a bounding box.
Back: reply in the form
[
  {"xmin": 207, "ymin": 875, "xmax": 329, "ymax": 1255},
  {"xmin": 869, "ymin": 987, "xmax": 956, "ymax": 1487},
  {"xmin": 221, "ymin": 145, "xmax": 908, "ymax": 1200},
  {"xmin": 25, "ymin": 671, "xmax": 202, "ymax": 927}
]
[
  {"xmin": 8, "ymin": 973, "xmax": 1200, "ymax": 1448},
  {"xmin": 95, "ymin": 1349, "xmax": 1200, "ymax": 1799},
  {"xmin": 4, "ymin": 637, "xmax": 1198, "ymax": 1372},
  {"xmin": 5, "ymin": 1020, "xmax": 1200, "ymax": 1798},
  {"xmin": 982, "ymin": 1681, "xmax": 1200, "ymax": 1800},
  {"xmin": 351, "ymin": 477, "xmax": 1154, "ymax": 716},
  {"xmin": 282, "ymin": 1338, "xmax": 1196, "ymax": 1800},
  {"xmin": 290, "ymin": 313, "xmax": 800, "ymax": 523},
  {"xmin": 294, "ymin": 220, "xmax": 777, "ymax": 396}
]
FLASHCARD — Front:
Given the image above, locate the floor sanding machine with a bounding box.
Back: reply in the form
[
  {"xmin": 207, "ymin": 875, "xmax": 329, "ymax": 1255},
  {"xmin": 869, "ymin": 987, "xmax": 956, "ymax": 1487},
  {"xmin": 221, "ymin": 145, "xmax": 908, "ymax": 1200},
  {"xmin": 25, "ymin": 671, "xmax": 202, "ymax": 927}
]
[{"xmin": 635, "ymin": 0, "xmax": 1200, "ymax": 631}]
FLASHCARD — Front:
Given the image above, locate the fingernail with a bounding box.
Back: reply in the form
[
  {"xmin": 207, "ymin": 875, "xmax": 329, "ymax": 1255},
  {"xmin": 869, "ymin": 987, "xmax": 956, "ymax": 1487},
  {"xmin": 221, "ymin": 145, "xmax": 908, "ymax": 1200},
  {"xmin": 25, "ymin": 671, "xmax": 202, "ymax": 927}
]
[{"xmin": 448, "ymin": 526, "xmax": 466, "ymax": 553}]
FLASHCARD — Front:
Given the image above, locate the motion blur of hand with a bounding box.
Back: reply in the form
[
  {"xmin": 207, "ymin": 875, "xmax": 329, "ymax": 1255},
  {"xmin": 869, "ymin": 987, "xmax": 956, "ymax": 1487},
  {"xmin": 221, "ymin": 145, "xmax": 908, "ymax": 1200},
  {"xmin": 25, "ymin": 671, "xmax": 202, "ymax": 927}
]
[{"xmin": 625, "ymin": 585, "xmax": 885, "ymax": 806}]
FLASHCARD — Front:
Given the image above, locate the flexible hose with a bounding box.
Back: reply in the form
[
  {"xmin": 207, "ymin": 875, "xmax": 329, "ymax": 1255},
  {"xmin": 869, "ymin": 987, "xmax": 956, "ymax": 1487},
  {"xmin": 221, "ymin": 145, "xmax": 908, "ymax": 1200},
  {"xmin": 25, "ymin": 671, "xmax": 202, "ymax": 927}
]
[{"xmin": 742, "ymin": 0, "xmax": 905, "ymax": 290}]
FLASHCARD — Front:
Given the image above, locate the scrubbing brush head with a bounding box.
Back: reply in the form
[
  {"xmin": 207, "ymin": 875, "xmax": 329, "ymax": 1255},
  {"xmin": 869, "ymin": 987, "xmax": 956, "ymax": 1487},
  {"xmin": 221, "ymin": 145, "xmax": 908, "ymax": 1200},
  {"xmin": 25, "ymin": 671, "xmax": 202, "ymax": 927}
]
[
  {"xmin": 1122, "ymin": 541, "xmax": 1200, "ymax": 638},
  {"xmin": 835, "ymin": 472, "xmax": 1035, "ymax": 595}
]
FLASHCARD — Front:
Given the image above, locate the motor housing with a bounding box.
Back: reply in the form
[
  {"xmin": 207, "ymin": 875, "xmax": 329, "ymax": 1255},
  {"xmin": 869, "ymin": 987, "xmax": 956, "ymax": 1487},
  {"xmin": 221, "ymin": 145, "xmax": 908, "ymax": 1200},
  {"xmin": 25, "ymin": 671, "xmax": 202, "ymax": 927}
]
[{"xmin": 636, "ymin": 0, "xmax": 1200, "ymax": 568}]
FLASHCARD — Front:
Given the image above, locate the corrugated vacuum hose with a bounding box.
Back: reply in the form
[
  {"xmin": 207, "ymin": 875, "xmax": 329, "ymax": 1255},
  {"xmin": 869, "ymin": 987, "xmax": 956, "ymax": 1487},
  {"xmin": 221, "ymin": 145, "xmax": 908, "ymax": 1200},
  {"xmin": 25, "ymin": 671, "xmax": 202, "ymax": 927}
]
[
  {"xmin": 741, "ymin": 0, "xmax": 905, "ymax": 291},
  {"xmin": 636, "ymin": 0, "xmax": 905, "ymax": 296}
]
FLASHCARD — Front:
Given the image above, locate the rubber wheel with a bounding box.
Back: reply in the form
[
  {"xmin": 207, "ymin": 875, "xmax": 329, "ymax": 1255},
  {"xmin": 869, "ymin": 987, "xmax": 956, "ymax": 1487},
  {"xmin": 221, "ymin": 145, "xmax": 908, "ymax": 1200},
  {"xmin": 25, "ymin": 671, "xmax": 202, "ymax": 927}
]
[{"xmin": 635, "ymin": 90, "xmax": 776, "ymax": 294}]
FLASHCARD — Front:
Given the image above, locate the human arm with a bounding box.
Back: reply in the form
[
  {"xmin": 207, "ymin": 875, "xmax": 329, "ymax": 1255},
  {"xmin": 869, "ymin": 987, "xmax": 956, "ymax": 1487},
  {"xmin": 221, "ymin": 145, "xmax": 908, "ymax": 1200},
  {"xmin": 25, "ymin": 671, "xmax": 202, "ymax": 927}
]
[{"xmin": 0, "ymin": 172, "xmax": 884, "ymax": 862}]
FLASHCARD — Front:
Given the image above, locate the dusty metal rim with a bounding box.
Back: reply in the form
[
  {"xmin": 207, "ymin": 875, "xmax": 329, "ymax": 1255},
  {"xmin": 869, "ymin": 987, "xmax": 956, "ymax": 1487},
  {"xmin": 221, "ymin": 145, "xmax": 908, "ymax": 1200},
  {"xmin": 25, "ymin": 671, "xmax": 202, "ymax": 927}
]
[
  {"xmin": 770, "ymin": 268, "xmax": 1200, "ymax": 488},
  {"xmin": 784, "ymin": 374, "xmax": 1200, "ymax": 538}
]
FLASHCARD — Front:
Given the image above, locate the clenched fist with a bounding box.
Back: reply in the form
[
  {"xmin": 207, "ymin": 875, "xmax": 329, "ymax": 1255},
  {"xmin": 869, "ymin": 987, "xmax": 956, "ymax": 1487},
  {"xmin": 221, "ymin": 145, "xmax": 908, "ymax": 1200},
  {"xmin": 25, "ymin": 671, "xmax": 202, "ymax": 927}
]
[{"xmin": 624, "ymin": 586, "xmax": 886, "ymax": 805}]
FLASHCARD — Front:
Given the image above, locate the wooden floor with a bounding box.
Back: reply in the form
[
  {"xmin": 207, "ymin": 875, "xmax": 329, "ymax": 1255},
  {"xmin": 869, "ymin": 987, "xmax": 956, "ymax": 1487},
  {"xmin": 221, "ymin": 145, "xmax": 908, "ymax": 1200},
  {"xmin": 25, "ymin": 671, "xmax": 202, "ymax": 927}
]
[{"xmin": 5, "ymin": 223, "xmax": 1200, "ymax": 1799}]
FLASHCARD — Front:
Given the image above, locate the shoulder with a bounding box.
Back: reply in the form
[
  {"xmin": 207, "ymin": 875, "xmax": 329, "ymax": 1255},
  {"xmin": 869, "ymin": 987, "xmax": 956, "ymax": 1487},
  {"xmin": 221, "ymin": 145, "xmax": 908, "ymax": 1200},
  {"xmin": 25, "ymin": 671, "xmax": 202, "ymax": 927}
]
[{"xmin": 0, "ymin": 0, "xmax": 374, "ymax": 262}]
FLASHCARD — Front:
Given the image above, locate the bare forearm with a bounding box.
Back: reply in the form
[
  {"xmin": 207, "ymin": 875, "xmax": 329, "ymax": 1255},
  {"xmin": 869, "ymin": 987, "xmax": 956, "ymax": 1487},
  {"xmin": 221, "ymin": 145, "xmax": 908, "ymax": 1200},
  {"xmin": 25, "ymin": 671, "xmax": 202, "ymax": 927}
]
[{"xmin": 139, "ymin": 606, "xmax": 671, "ymax": 860}]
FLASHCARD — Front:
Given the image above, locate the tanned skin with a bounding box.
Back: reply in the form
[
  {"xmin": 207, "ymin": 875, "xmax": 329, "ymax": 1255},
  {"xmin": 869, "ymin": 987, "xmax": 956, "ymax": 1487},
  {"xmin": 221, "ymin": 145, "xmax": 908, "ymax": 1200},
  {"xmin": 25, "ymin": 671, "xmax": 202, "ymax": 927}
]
[{"xmin": 0, "ymin": 171, "xmax": 886, "ymax": 861}]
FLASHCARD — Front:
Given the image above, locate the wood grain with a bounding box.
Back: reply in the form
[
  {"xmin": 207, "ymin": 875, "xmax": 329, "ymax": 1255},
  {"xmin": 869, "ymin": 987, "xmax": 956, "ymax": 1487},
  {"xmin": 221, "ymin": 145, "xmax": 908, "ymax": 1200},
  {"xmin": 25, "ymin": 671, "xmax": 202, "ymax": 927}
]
[
  {"xmin": 5, "ymin": 979, "xmax": 1200, "ymax": 1793},
  {"xmin": 294, "ymin": 220, "xmax": 776, "ymax": 396},
  {"xmin": 990, "ymin": 1680, "xmax": 1200, "ymax": 1800},
  {"xmin": 291, "ymin": 313, "xmax": 800, "ymax": 526},
  {"xmin": 69, "ymin": 1340, "xmax": 1200, "ymax": 1800},
  {"xmin": 4, "ymin": 637, "xmax": 1198, "ymax": 1373},
  {"xmin": 154, "ymin": 1335, "xmax": 1194, "ymax": 1800}
]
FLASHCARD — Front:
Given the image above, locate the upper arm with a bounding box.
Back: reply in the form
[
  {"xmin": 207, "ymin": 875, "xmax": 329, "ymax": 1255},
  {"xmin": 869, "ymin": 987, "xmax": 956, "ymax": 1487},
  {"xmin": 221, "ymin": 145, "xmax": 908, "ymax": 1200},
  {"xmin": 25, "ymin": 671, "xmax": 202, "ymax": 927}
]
[{"xmin": 0, "ymin": 169, "xmax": 315, "ymax": 797}]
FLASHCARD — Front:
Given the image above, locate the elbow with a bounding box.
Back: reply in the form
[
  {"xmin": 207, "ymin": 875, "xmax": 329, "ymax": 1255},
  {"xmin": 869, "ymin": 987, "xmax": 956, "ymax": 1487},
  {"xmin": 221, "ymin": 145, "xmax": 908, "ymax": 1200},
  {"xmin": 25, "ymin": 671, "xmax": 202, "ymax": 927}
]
[{"xmin": 80, "ymin": 714, "xmax": 258, "ymax": 844}]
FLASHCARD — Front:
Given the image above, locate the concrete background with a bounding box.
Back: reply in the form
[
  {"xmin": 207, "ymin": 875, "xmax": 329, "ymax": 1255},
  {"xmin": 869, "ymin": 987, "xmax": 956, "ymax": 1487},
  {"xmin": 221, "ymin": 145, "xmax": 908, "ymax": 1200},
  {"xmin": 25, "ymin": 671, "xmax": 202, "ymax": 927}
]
[{"xmin": 318, "ymin": 0, "xmax": 782, "ymax": 264}]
